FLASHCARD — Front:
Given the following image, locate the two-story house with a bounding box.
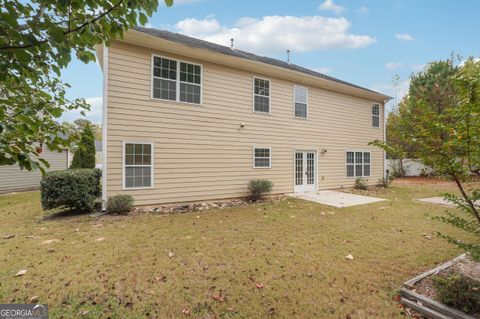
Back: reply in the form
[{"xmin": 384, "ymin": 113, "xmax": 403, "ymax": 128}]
[{"xmin": 96, "ymin": 27, "xmax": 390, "ymax": 206}]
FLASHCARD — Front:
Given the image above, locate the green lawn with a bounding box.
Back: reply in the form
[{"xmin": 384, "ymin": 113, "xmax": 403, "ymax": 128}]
[{"xmin": 0, "ymin": 179, "xmax": 475, "ymax": 318}]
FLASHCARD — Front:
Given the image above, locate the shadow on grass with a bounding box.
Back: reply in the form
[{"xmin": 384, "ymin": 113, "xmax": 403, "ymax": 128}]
[{"xmin": 42, "ymin": 208, "xmax": 92, "ymax": 221}]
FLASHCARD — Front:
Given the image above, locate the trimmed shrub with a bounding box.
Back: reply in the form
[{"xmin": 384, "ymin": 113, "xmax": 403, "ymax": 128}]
[
  {"xmin": 41, "ymin": 168, "xmax": 101, "ymax": 212},
  {"xmin": 378, "ymin": 176, "xmax": 394, "ymax": 188},
  {"xmin": 354, "ymin": 177, "xmax": 368, "ymax": 190},
  {"xmin": 107, "ymin": 194, "xmax": 134, "ymax": 214},
  {"xmin": 433, "ymin": 274, "xmax": 480, "ymax": 314},
  {"xmin": 248, "ymin": 179, "xmax": 273, "ymax": 200},
  {"xmin": 70, "ymin": 125, "xmax": 96, "ymax": 169}
]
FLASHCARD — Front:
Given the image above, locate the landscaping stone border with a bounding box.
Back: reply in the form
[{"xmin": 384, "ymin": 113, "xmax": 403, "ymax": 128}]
[
  {"xmin": 400, "ymin": 254, "xmax": 476, "ymax": 319},
  {"xmin": 133, "ymin": 196, "xmax": 284, "ymax": 215}
]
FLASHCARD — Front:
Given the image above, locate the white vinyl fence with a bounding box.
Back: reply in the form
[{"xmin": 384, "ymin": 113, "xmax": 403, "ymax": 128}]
[{"xmin": 386, "ymin": 159, "xmax": 434, "ymax": 177}]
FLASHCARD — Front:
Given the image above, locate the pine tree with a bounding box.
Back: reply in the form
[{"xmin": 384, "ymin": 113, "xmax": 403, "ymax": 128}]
[{"xmin": 70, "ymin": 125, "xmax": 96, "ymax": 169}]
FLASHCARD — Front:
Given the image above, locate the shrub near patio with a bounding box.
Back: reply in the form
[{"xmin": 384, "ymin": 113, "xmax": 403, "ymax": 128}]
[{"xmin": 40, "ymin": 168, "xmax": 101, "ymax": 212}]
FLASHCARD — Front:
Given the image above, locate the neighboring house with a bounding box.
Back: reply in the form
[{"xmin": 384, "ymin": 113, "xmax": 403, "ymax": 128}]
[
  {"xmin": 0, "ymin": 148, "xmax": 69, "ymax": 194},
  {"xmin": 95, "ymin": 140, "xmax": 103, "ymax": 169},
  {"xmin": 96, "ymin": 27, "xmax": 390, "ymax": 206}
]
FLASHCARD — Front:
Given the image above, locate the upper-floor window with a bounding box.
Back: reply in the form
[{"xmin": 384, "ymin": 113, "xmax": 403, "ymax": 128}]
[
  {"xmin": 294, "ymin": 85, "xmax": 308, "ymax": 118},
  {"xmin": 152, "ymin": 56, "xmax": 202, "ymax": 104},
  {"xmin": 346, "ymin": 151, "xmax": 370, "ymax": 177},
  {"xmin": 253, "ymin": 78, "xmax": 270, "ymax": 113},
  {"xmin": 372, "ymin": 104, "xmax": 380, "ymax": 128}
]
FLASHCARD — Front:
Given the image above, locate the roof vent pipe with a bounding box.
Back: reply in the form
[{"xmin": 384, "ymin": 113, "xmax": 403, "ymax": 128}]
[
  {"xmin": 287, "ymin": 49, "xmax": 291, "ymax": 64},
  {"xmin": 230, "ymin": 38, "xmax": 235, "ymax": 50}
]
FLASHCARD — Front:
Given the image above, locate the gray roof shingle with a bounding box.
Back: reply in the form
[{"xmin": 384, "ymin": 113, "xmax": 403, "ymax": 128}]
[{"xmin": 132, "ymin": 26, "xmax": 388, "ymax": 98}]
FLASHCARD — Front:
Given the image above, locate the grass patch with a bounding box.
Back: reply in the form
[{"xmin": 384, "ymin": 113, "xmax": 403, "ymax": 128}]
[{"xmin": 0, "ymin": 180, "xmax": 476, "ymax": 318}]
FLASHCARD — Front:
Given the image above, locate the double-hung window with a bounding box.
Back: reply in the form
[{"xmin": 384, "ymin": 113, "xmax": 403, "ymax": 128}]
[
  {"xmin": 294, "ymin": 85, "xmax": 308, "ymax": 118},
  {"xmin": 346, "ymin": 151, "xmax": 371, "ymax": 177},
  {"xmin": 254, "ymin": 78, "xmax": 270, "ymax": 113},
  {"xmin": 372, "ymin": 104, "xmax": 380, "ymax": 128},
  {"xmin": 124, "ymin": 142, "xmax": 153, "ymax": 189},
  {"xmin": 152, "ymin": 56, "xmax": 202, "ymax": 104},
  {"xmin": 253, "ymin": 147, "xmax": 271, "ymax": 168}
]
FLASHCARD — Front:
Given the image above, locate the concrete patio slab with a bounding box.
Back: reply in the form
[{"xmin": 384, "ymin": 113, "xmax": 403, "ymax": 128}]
[
  {"xmin": 287, "ymin": 190, "xmax": 387, "ymax": 208},
  {"xmin": 417, "ymin": 197, "xmax": 455, "ymax": 207},
  {"xmin": 417, "ymin": 196, "xmax": 480, "ymax": 207}
]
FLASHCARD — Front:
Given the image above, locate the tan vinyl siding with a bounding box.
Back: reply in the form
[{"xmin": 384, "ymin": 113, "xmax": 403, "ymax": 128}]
[
  {"xmin": 106, "ymin": 41, "xmax": 385, "ymax": 205},
  {"xmin": 0, "ymin": 149, "xmax": 68, "ymax": 194}
]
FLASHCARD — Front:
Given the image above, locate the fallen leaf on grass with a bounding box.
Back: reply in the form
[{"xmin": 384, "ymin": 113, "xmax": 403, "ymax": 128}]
[
  {"xmin": 15, "ymin": 269, "xmax": 27, "ymax": 277},
  {"xmin": 41, "ymin": 239, "xmax": 59, "ymax": 245},
  {"xmin": 422, "ymin": 233, "xmax": 432, "ymax": 240},
  {"xmin": 3, "ymin": 234, "xmax": 15, "ymax": 239},
  {"xmin": 345, "ymin": 254, "xmax": 353, "ymax": 261},
  {"xmin": 168, "ymin": 252, "xmax": 175, "ymax": 258},
  {"xmin": 182, "ymin": 308, "xmax": 191, "ymax": 316},
  {"xmin": 78, "ymin": 310, "xmax": 89, "ymax": 316},
  {"xmin": 155, "ymin": 276, "xmax": 167, "ymax": 282},
  {"xmin": 95, "ymin": 237, "xmax": 105, "ymax": 242},
  {"xmin": 30, "ymin": 296, "xmax": 39, "ymax": 303},
  {"xmin": 212, "ymin": 294, "xmax": 225, "ymax": 302}
]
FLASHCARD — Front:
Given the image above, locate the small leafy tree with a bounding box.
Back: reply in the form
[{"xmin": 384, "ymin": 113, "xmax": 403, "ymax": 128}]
[
  {"xmin": 386, "ymin": 98, "xmax": 419, "ymax": 176},
  {"xmin": 370, "ymin": 57, "xmax": 480, "ymax": 260},
  {"xmin": 0, "ymin": 0, "xmax": 172, "ymax": 172},
  {"xmin": 70, "ymin": 125, "xmax": 96, "ymax": 169}
]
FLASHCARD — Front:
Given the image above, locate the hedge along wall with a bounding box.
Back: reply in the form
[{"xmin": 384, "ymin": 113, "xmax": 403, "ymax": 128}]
[{"xmin": 40, "ymin": 168, "xmax": 101, "ymax": 212}]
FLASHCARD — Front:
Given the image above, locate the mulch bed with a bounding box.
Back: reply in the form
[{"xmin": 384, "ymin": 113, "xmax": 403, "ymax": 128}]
[{"xmin": 404, "ymin": 255, "xmax": 480, "ymax": 319}]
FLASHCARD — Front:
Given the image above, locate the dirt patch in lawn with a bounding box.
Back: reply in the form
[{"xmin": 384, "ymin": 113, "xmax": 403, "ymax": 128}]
[{"xmin": 393, "ymin": 176, "xmax": 480, "ymax": 187}]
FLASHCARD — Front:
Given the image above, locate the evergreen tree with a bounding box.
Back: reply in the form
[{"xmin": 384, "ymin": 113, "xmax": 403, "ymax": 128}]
[{"xmin": 70, "ymin": 125, "xmax": 96, "ymax": 169}]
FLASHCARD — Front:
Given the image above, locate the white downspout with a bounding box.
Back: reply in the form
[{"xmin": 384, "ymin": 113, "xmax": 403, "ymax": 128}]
[
  {"xmin": 383, "ymin": 99, "xmax": 388, "ymax": 180},
  {"xmin": 101, "ymin": 45, "xmax": 109, "ymax": 211}
]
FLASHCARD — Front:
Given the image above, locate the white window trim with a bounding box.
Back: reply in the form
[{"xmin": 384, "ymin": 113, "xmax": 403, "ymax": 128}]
[
  {"xmin": 151, "ymin": 53, "xmax": 203, "ymax": 106},
  {"xmin": 345, "ymin": 150, "xmax": 371, "ymax": 178},
  {"xmin": 122, "ymin": 141, "xmax": 155, "ymax": 190},
  {"xmin": 293, "ymin": 85, "xmax": 308, "ymax": 119},
  {"xmin": 252, "ymin": 77, "xmax": 271, "ymax": 114},
  {"xmin": 372, "ymin": 104, "xmax": 380, "ymax": 128},
  {"xmin": 253, "ymin": 146, "xmax": 272, "ymax": 169}
]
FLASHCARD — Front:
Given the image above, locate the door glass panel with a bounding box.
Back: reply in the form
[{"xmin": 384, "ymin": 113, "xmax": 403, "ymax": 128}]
[
  {"xmin": 306, "ymin": 152, "xmax": 315, "ymax": 185},
  {"xmin": 295, "ymin": 152, "xmax": 303, "ymax": 186}
]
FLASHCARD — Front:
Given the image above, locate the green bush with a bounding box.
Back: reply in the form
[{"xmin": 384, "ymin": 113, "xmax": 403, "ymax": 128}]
[
  {"xmin": 433, "ymin": 274, "xmax": 480, "ymax": 314},
  {"xmin": 40, "ymin": 168, "xmax": 101, "ymax": 212},
  {"xmin": 378, "ymin": 176, "xmax": 394, "ymax": 188},
  {"xmin": 107, "ymin": 194, "xmax": 134, "ymax": 214},
  {"xmin": 248, "ymin": 179, "xmax": 273, "ymax": 200},
  {"xmin": 354, "ymin": 177, "xmax": 368, "ymax": 190},
  {"xmin": 70, "ymin": 124, "xmax": 96, "ymax": 169}
]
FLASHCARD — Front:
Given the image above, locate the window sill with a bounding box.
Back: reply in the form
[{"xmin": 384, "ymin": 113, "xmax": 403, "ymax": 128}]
[
  {"xmin": 252, "ymin": 110, "xmax": 271, "ymax": 116},
  {"xmin": 150, "ymin": 97, "xmax": 203, "ymax": 107},
  {"xmin": 122, "ymin": 186, "xmax": 154, "ymax": 190},
  {"xmin": 293, "ymin": 116, "xmax": 309, "ymax": 120}
]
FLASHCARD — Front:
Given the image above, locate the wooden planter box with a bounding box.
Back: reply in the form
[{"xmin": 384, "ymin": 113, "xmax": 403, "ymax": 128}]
[{"xmin": 400, "ymin": 254, "xmax": 476, "ymax": 319}]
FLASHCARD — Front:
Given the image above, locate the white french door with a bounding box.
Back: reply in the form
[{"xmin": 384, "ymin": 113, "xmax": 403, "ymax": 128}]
[{"xmin": 294, "ymin": 151, "xmax": 316, "ymax": 192}]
